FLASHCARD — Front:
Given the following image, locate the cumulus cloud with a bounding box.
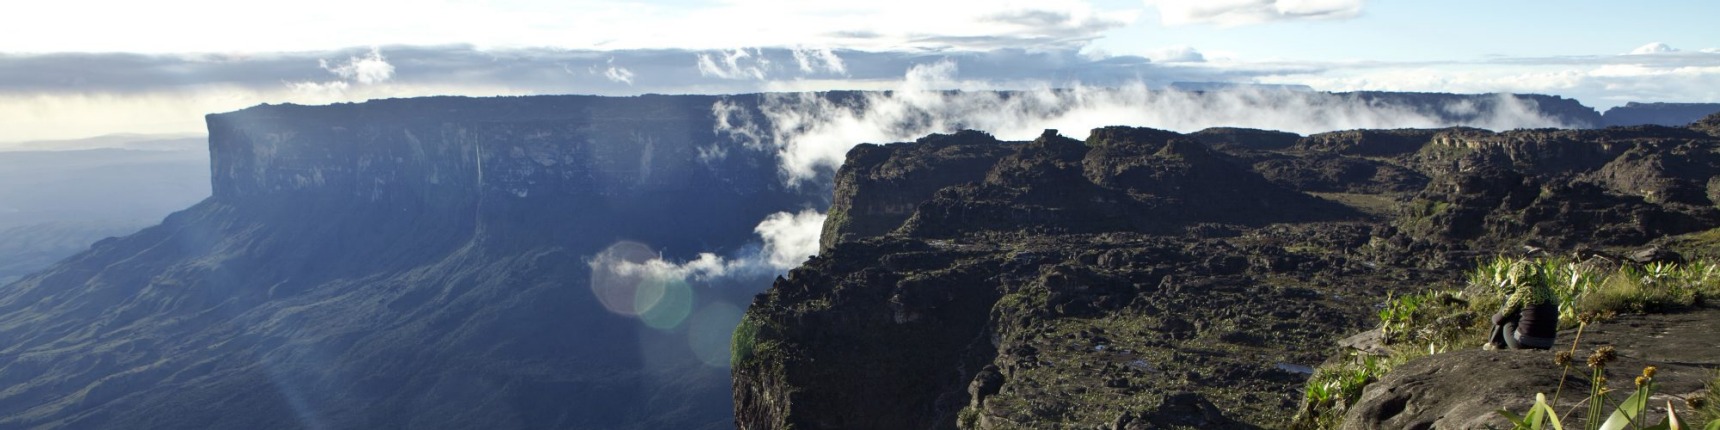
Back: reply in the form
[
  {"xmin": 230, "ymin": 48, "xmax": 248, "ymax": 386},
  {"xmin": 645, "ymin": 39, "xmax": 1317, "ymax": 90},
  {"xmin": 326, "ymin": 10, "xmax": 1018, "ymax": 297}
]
[
  {"xmin": 1146, "ymin": 0, "xmax": 1366, "ymax": 26},
  {"xmin": 791, "ymin": 47, "xmax": 847, "ymax": 75},
  {"xmin": 1628, "ymin": 42, "xmax": 1678, "ymax": 55},
  {"xmin": 320, "ymin": 48, "xmax": 395, "ymax": 84},
  {"xmin": 716, "ymin": 61, "xmax": 1574, "ymax": 185},
  {"xmin": 696, "ymin": 49, "xmax": 773, "ymax": 80},
  {"xmin": 291, "ymin": 47, "xmax": 396, "ymax": 95},
  {"xmin": 593, "ymin": 57, "xmax": 636, "ymax": 85}
]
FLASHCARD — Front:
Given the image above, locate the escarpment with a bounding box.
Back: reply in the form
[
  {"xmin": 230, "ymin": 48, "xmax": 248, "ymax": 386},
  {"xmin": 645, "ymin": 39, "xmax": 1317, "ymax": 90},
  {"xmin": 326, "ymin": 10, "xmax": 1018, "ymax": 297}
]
[
  {"xmin": 0, "ymin": 95, "xmax": 824, "ymax": 430},
  {"xmin": 734, "ymin": 113, "xmax": 1720, "ymax": 429}
]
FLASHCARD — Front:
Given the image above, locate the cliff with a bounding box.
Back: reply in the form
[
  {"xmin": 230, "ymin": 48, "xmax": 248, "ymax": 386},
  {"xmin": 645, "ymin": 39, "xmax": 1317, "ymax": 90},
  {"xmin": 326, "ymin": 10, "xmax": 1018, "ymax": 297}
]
[
  {"xmin": 732, "ymin": 114, "xmax": 1720, "ymax": 429},
  {"xmin": 1603, "ymin": 102, "xmax": 1720, "ymax": 127},
  {"xmin": 0, "ymin": 94, "xmax": 822, "ymax": 429}
]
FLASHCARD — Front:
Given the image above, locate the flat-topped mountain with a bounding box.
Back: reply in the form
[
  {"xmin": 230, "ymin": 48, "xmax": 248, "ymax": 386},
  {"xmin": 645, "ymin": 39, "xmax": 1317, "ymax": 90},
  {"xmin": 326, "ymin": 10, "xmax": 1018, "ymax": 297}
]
[
  {"xmin": 0, "ymin": 94, "xmax": 823, "ymax": 429},
  {"xmin": 1603, "ymin": 102, "xmax": 1720, "ymax": 127}
]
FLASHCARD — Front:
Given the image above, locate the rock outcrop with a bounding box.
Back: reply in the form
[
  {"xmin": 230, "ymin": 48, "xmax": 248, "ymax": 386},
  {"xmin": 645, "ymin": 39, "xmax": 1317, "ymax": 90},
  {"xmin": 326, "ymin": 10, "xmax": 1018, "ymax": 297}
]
[
  {"xmin": 734, "ymin": 118, "xmax": 1720, "ymax": 429},
  {"xmin": 1344, "ymin": 307, "xmax": 1720, "ymax": 429}
]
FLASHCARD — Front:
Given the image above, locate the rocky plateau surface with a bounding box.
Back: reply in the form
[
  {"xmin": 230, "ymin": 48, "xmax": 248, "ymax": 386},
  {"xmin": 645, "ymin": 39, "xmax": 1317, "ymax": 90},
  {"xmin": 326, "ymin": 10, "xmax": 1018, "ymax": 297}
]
[{"xmin": 734, "ymin": 114, "xmax": 1720, "ymax": 429}]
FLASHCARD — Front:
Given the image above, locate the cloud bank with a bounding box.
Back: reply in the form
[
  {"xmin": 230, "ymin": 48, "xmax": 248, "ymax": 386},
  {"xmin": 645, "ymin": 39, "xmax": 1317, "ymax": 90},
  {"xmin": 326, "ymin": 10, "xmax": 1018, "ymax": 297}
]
[
  {"xmin": 6, "ymin": 41, "xmax": 1720, "ymax": 143},
  {"xmin": 1145, "ymin": 0, "xmax": 1366, "ymax": 26},
  {"xmin": 715, "ymin": 61, "xmax": 1575, "ymax": 185}
]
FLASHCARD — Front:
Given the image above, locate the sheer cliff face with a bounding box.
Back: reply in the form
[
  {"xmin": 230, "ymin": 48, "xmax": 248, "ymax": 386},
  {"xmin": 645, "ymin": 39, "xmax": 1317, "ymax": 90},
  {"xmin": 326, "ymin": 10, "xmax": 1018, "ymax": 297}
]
[
  {"xmin": 1602, "ymin": 102, "xmax": 1720, "ymax": 127},
  {"xmin": 733, "ymin": 116, "xmax": 1720, "ymax": 429},
  {"xmin": 0, "ymin": 95, "xmax": 819, "ymax": 430}
]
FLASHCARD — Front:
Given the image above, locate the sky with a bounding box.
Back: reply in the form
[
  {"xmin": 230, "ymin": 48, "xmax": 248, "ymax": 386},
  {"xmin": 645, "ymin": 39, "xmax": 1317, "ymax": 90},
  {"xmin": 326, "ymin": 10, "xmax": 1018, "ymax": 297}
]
[{"xmin": 3, "ymin": 0, "xmax": 1720, "ymax": 143}]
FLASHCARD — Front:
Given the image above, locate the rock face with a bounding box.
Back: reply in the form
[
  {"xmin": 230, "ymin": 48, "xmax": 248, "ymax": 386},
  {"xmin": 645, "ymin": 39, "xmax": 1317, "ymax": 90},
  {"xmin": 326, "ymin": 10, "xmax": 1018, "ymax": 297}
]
[
  {"xmin": 1603, "ymin": 102, "xmax": 1720, "ymax": 127},
  {"xmin": 0, "ymin": 95, "xmax": 824, "ymax": 429},
  {"xmin": 1343, "ymin": 307, "xmax": 1720, "ymax": 429},
  {"xmin": 733, "ymin": 119, "xmax": 1720, "ymax": 429}
]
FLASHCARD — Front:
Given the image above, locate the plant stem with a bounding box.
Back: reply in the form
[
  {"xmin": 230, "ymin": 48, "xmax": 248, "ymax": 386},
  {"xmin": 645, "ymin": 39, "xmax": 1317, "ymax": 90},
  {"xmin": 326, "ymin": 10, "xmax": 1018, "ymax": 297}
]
[{"xmin": 1552, "ymin": 322, "xmax": 1589, "ymax": 408}]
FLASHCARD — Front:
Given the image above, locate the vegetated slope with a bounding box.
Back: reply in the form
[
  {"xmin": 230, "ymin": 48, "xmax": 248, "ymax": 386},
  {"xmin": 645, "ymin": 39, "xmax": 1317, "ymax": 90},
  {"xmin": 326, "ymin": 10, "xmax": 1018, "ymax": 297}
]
[
  {"xmin": 733, "ymin": 114, "xmax": 1720, "ymax": 429},
  {"xmin": 0, "ymin": 95, "xmax": 822, "ymax": 429}
]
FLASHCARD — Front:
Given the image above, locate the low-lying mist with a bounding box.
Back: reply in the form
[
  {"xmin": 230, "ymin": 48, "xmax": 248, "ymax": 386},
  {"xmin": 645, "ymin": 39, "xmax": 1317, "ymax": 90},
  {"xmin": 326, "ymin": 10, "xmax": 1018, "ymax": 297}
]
[
  {"xmin": 721, "ymin": 61, "xmax": 1577, "ymax": 185},
  {"xmin": 610, "ymin": 61, "xmax": 1583, "ymax": 290}
]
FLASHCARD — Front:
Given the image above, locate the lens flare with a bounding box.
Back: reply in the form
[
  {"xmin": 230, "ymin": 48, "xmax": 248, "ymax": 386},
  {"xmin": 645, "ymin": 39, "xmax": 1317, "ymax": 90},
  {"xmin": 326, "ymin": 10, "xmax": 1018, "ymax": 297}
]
[
  {"xmin": 588, "ymin": 241, "xmax": 660, "ymax": 316},
  {"xmin": 636, "ymin": 276, "xmax": 694, "ymax": 330},
  {"xmin": 686, "ymin": 302, "xmax": 745, "ymax": 368}
]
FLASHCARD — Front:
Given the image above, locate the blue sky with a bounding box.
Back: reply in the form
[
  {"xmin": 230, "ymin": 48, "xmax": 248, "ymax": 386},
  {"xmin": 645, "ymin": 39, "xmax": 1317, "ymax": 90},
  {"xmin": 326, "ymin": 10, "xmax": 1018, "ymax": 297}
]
[{"xmin": 3, "ymin": 0, "xmax": 1719, "ymax": 142}]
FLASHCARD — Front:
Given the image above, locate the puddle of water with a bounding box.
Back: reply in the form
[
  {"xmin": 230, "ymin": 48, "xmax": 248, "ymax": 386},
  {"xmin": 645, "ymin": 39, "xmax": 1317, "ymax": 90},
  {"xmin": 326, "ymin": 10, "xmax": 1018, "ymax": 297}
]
[{"xmin": 1276, "ymin": 363, "xmax": 1315, "ymax": 375}]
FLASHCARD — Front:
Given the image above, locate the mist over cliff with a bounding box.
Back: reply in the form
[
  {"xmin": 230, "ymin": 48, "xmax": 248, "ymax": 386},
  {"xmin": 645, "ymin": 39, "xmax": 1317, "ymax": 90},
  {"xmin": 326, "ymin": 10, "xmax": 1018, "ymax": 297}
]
[{"xmin": 0, "ymin": 90, "xmax": 1613, "ymax": 429}]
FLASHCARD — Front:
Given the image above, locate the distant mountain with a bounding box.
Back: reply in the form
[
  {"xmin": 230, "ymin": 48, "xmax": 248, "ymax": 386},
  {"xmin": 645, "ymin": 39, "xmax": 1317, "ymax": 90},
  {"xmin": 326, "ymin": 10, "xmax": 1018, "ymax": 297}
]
[
  {"xmin": 0, "ymin": 146, "xmax": 209, "ymax": 283},
  {"xmin": 0, "ymin": 91, "xmax": 1611, "ymax": 429},
  {"xmin": 1602, "ymin": 102, "xmax": 1720, "ymax": 127}
]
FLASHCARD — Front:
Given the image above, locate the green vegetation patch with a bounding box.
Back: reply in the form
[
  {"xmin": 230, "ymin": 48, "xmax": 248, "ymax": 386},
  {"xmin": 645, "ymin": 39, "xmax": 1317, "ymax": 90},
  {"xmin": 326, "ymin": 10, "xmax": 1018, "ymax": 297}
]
[{"xmin": 1293, "ymin": 255, "xmax": 1720, "ymax": 429}]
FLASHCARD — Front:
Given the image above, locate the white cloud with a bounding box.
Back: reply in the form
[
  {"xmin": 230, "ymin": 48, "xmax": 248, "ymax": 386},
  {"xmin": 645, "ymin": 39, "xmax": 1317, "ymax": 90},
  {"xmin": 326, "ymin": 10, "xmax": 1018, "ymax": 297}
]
[
  {"xmin": 697, "ymin": 49, "xmax": 772, "ymax": 80},
  {"xmin": 589, "ymin": 209, "xmax": 827, "ymax": 289},
  {"xmin": 320, "ymin": 48, "xmax": 395, "ymax": 84},
  {"xmin": 791, "ymin": 47, "xmax": 847, "ymax": 75},
  {"xmin": 1145, "ymin": 0, "xmax": 1366, "ymax": 26},
  {"xmin": 753, "ymin": 210, "xmax": 826, "ymax": 271},
  {"xmin": 1629, "ymin": 42, "xmax": 1679, "ymax": 55},
  {"xmin": 715, "ymin": 61, "xmax": 1575, "ymax": 186},
  {"xmin": 594, "ymin": 57, "xmax": 636, "ymax": 85},
  {"xmin": 291, "ymin": 48, "xmax": 397, "ymax": 95},
  {"xmin": 1144, "ymin": 46, "xmax": 1206, "ymax": 63}
]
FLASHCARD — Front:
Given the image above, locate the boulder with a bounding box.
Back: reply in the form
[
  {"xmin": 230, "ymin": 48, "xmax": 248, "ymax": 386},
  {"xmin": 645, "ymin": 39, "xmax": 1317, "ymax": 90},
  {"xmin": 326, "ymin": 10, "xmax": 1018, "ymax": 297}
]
[{"xmin": 1344, "ymin": 307, "xmax": 1720, "ymax": 429}]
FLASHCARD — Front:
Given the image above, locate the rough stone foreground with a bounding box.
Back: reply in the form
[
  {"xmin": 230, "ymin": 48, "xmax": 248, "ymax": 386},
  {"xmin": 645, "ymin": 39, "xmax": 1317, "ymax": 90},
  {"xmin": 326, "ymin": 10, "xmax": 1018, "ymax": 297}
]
[
  {"xmin": 1345, "ymin": 306, "xmax": 1720, "ymax": 429},
  {"xmin": 734, "ymin": 113, "xmax": 1720, "ymax": 429}
]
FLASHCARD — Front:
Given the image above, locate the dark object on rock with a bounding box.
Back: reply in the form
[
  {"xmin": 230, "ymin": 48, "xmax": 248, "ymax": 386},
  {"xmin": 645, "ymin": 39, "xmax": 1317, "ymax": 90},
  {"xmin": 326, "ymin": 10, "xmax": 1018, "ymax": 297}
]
[{"xmin": 1628, "ymin": 246, "xmax": 1684, "ymax": 264}]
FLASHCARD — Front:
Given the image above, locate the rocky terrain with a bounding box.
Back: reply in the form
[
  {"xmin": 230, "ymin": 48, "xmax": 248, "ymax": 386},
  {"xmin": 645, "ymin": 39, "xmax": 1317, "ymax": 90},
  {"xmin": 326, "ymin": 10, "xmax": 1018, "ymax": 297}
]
[{"xmin": 733, "ymin": 114, "xmax": 1720, "ymax": 428}]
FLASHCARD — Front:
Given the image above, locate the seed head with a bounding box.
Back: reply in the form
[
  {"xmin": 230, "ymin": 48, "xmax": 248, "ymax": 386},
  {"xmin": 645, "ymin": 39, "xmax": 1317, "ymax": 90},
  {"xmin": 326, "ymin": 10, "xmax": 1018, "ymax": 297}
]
[
  {"xmin": 1587, "ymin": 346, "xmax": 1617, "ymax": 368},
  {"xmin": 1578, "ymin": 311, "xmax": 1598, "ymax": 324},
  {"xmin": 1641, "ymin": 366, "xmax": 1657, "ymax": 378},
  {"xmin": 1635, "ymin": 375, "xmax": 1649, "ymax": 388},
  {"xmin": 1554, "ymin": 351, "xmax": 1573, "ymax": 367}
]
